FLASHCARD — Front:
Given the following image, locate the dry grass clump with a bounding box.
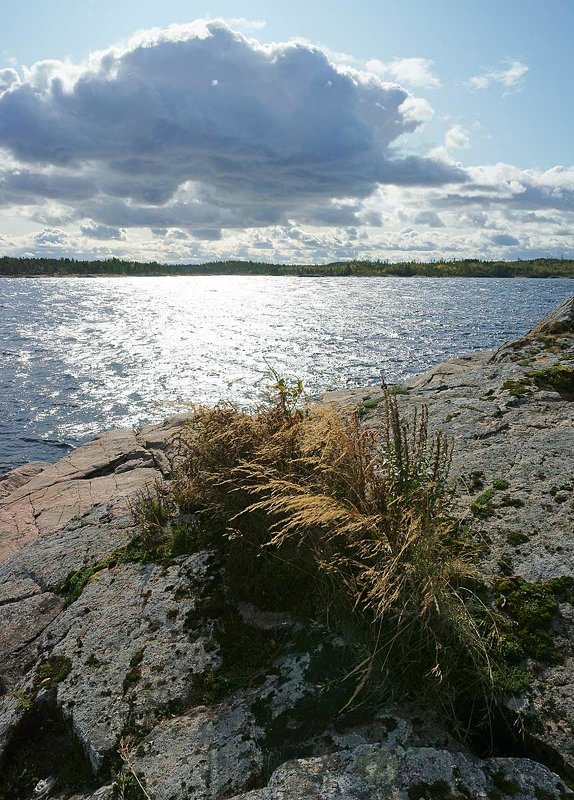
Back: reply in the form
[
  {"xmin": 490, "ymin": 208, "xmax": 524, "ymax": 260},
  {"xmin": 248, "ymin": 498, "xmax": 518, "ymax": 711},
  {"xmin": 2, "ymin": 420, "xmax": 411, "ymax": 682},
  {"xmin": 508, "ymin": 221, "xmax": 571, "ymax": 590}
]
[{"xmin": 142, "ymin": 379, "xmax": 495, "ymax": 720}]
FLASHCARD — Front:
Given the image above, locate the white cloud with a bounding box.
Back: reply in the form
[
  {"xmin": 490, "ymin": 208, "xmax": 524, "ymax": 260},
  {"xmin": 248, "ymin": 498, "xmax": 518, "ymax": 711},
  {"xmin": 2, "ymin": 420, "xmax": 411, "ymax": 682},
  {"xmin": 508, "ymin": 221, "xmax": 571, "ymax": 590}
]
[
  {"xmin": 225, "ymin": 18, "xmax": 267, "ymax": 32},
  {"xmin": 398, "ymin": 96, "xmax": 434, "ymax": 123},
  {"xmin": 34, "ymin": 227, "xmax": 68, "ymax": 245},
  {"xmin": 0, "ymin": 68, "xmax": 19, "ymax": 95},
  {"xmin": 430, "ymin": 125, "xmax": 471, "ymax": 162},
  {"xmin": 0, "ymin": 23, "xmax": 571, "ymax": 264},
  {"xmin": 469, "ymin": 60, "xmax": 528, "ymax": 92},
  {"xmin": 444, "ymin": 125, "xmax": 470, "ymax": 150},
  {"xmin": 366, "ymin": 57, "xmax": 441, "ymax": 88},
  {"xmin": 414, "ymin": 210, "xmax": 445, "ymax": 227}
]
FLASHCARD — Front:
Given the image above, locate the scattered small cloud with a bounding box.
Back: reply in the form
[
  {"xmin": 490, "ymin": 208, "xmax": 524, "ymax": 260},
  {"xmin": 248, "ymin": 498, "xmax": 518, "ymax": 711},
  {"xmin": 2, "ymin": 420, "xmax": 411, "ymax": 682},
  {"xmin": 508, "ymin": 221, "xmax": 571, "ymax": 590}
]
[
  {"xmin": 80, "ymin": 222, "xmax": 127, "ymax": 240},
  {"xmin": 398, "ymin": 95, "xmax": 435, "ymax": 123},
  {"xmin": 366, "ymin": 57, "xmax": 441, "ymax": 88},
  {"xmin": 444, "ymin": 125, "xmax": 470, "ymax": 150},
  {"xmin": 152, "ymin": 227, "xmax": 188, "ymax": 240},
  {"xmin": 430, "ymin": 125, "xmax": 471, "ymax": 162},
  {"xmin": 34, "ymin": 227, "xmax": 68, "ymax": 245},
  {"xmin": 469, "ymin": 60, "xmax": 528, "ymax": 92}
]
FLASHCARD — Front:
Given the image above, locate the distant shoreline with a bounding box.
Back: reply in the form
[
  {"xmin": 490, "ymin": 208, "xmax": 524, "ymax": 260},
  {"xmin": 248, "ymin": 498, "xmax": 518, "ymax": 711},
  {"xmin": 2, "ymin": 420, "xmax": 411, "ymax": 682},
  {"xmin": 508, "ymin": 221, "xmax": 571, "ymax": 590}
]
[
  {"xmin": 3, "ymin": 273, "xmax": 574, "ymax": 280},
  {"xmin": 0, "ymin": 272, "xmax": 574, "ymax": 280},
  {"xmin": 1, "ymin": 256, "xmax": 574, "ymax": 279}
]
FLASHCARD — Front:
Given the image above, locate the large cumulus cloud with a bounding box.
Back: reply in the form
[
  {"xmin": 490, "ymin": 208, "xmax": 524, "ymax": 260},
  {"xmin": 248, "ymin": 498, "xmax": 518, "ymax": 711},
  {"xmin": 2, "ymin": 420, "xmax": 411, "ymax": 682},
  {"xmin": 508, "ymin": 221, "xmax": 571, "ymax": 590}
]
[{"xmin": 0, "ymin": 20, "xmax": 464, "ymax": 233}]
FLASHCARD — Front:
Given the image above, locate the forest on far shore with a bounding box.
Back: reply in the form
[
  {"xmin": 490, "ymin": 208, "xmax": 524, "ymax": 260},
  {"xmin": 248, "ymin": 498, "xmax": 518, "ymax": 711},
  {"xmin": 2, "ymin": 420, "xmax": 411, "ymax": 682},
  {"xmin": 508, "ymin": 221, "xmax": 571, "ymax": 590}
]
[{"xmin": 1, "ymin": 256, "xmax": 573, "ymax": 278}]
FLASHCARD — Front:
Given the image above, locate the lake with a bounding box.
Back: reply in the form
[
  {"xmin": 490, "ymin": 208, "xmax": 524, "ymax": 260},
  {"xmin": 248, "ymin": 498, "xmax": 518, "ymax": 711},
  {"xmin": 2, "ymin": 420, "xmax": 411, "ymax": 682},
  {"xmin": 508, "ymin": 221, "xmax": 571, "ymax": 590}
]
[{"xmin": 1, "ymin": 275, "xmax": 572, "ymax": 474}]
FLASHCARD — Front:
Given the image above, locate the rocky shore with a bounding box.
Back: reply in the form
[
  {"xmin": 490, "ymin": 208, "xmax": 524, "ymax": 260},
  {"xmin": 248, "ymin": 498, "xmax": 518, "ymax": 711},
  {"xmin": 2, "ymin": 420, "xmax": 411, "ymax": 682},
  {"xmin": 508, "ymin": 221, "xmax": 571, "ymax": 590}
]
[{"xmin": 0, "ymin": 296, "xmax": 573, "ymax": 800}]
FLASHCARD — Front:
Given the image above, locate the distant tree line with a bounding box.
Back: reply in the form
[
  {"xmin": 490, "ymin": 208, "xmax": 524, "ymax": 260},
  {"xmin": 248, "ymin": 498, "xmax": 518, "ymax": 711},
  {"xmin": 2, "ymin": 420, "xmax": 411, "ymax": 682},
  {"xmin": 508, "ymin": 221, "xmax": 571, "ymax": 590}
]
[{"xmin": 0, "ymin": 255, "xmax": 573, "ymax": 278}]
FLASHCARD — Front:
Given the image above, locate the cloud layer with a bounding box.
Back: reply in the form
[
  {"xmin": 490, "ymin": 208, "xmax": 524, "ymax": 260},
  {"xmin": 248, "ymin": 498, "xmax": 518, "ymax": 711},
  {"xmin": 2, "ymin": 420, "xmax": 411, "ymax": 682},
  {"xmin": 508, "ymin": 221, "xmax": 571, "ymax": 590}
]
[{"xmin": 0, "ymin": 22, "xmax": 571, "ymax": 263}]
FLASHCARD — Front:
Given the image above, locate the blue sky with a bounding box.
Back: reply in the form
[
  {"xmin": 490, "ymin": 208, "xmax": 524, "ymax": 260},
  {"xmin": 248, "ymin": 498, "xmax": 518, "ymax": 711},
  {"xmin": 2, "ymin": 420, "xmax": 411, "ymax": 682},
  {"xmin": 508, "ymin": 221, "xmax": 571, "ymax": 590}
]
[{"xmin": 0, "ymin": 1, "xmax": 572, "ymax": 262}]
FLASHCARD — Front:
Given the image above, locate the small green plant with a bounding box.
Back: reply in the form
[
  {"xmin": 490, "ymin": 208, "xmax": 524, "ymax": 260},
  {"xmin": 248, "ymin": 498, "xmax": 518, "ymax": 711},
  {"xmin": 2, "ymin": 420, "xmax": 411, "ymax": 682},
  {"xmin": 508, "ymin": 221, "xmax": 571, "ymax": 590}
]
[
  {"xmin": 492, "ymin": 479, "xmax": 510, "ymax": 491},
  {"xmin": 14, "ymin": 689, "xmax": 34, "ymax": 711},
  {"xmin": 13, "ymin": 656, "xmax": 72, "ymax": 711},
  {"xmin": 471, "ymin": 488, "xmax": 496, "ymax": 517},
  {"xmin": 491, "ymin": 663, "xmax": 531, "ymax": 696},
  {"xmin": 114, "ymin": 738, "xmax": 151, "ymax": 800},
  {"xmin": 133, "ymin": 485, "xmax": 174, "ymax": 552},
  {"xmin": 36, "ymin": 656, "xmax": 72, "ymax": 688}
]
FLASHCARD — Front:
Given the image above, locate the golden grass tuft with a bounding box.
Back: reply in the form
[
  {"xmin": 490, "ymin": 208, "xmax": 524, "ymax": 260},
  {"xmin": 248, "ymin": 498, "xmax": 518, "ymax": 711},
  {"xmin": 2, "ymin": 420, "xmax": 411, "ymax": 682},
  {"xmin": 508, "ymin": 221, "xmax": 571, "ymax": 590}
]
[{"xmin": 141, "ymin": 379, "xmax": 497, "ymax": 724}]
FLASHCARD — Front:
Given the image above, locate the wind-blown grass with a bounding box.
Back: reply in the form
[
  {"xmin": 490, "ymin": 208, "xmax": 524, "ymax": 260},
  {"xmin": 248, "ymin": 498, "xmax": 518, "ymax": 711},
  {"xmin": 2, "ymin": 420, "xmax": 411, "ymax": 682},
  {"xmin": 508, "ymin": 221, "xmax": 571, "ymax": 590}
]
[{"xmin": 136, "ymin": 380, "xmax": 497, "ymax": 726}]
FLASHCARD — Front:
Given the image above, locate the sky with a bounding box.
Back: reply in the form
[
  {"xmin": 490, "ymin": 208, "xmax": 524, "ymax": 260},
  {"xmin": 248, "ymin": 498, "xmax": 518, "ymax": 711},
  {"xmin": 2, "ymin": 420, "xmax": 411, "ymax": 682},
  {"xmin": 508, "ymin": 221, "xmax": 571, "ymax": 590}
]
[{"xmin": 0, "ymin": 0, "xmax": 573, "ymax": 264}]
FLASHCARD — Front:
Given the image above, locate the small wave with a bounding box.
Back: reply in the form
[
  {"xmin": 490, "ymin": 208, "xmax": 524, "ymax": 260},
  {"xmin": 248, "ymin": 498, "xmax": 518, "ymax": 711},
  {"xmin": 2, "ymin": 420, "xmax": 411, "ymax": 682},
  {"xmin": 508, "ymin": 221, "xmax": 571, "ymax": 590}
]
[{"xmin": 21, "ymin": 436, "xmax": 74, "ymax": 450}]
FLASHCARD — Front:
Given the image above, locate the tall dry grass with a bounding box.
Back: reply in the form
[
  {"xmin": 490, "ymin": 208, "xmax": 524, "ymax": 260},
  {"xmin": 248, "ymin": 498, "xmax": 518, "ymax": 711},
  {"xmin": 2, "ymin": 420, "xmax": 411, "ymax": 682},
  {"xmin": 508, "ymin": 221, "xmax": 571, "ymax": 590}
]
[{"xmin": 147, "ymin": 380, "xmax": 496, "ymax": 722}]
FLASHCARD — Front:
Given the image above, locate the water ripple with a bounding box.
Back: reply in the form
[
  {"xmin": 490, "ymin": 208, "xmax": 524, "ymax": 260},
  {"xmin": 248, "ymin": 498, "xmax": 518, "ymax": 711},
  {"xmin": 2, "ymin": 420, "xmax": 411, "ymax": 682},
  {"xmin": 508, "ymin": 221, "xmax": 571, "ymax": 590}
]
[{"xmin": 0, "ymin": 275, "xmax": 571, "ymax": 472}]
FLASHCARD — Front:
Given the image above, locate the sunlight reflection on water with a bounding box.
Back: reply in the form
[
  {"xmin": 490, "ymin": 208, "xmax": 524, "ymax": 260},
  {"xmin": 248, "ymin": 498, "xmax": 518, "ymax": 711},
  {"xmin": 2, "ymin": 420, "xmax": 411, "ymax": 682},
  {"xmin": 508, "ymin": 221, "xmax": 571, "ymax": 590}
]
[{"xmin": 0, "ymin": 275, "xmax": 572, "ymax": 472}]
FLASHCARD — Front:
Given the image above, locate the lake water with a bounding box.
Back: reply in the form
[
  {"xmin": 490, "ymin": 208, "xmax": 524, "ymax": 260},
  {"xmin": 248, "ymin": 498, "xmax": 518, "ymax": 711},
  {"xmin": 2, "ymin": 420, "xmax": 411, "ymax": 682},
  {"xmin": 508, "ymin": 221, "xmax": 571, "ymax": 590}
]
[{"xmin": 0, "ymin": 275, "xmax": 572, "ymax": 474}]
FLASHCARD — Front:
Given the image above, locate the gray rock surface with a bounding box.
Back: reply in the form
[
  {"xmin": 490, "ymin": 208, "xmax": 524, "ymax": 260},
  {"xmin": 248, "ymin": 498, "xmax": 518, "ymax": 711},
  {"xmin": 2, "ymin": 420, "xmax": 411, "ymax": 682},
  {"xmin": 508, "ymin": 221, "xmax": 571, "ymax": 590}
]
[
  {"xmin": 133, "ymin": 701, "xmax": 264, "ymax": 800},
  {"xmin": 0, "ymin": 415, "xmax": 187, "ymax": 563},
  {"xmin": 232, "ymin": 746, "xmax": 571, "ymax": 800},
  {"xmin": 42, "ymin": 552, "xmax": 219, "ymax": 772},
  {"xmin": 0, "ymin": 299, "xmax": 573, "ymax": 800}
]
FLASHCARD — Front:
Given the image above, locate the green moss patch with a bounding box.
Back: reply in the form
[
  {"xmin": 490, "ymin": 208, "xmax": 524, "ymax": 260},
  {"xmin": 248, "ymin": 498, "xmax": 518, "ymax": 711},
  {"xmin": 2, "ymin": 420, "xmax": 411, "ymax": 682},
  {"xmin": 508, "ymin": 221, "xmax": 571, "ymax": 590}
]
[
  {"xmin": 494, "ymin": 577, "xmax": 562, "ymax": 664},
  {"xmin": 189, "ymin": 611, "xmax": 285, "ymax": 705},
  {"xmin": 59, "ymin": 518, "xmax": 205, "ymax": 606},
  {"xmin": 356, "ymin": 386, "xmax": 408, "ymax": 416},
  {"xmin": 471, "ymin": 482, "xmax": 526, "ymax": 518},
  {"xmin": 502, "ymin": 379, "xmax": 532, "ymax": 398},
  {"xmin": 506, "ymin": 532, "xmax": 530, "ymax": 547},
  {"xmin": 527, "ymin": 365, "xmax": 574, "ymax": 400},
  {"xmin": 15, "ymin": 656, "xmax": 72, "ymax": 709}
]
